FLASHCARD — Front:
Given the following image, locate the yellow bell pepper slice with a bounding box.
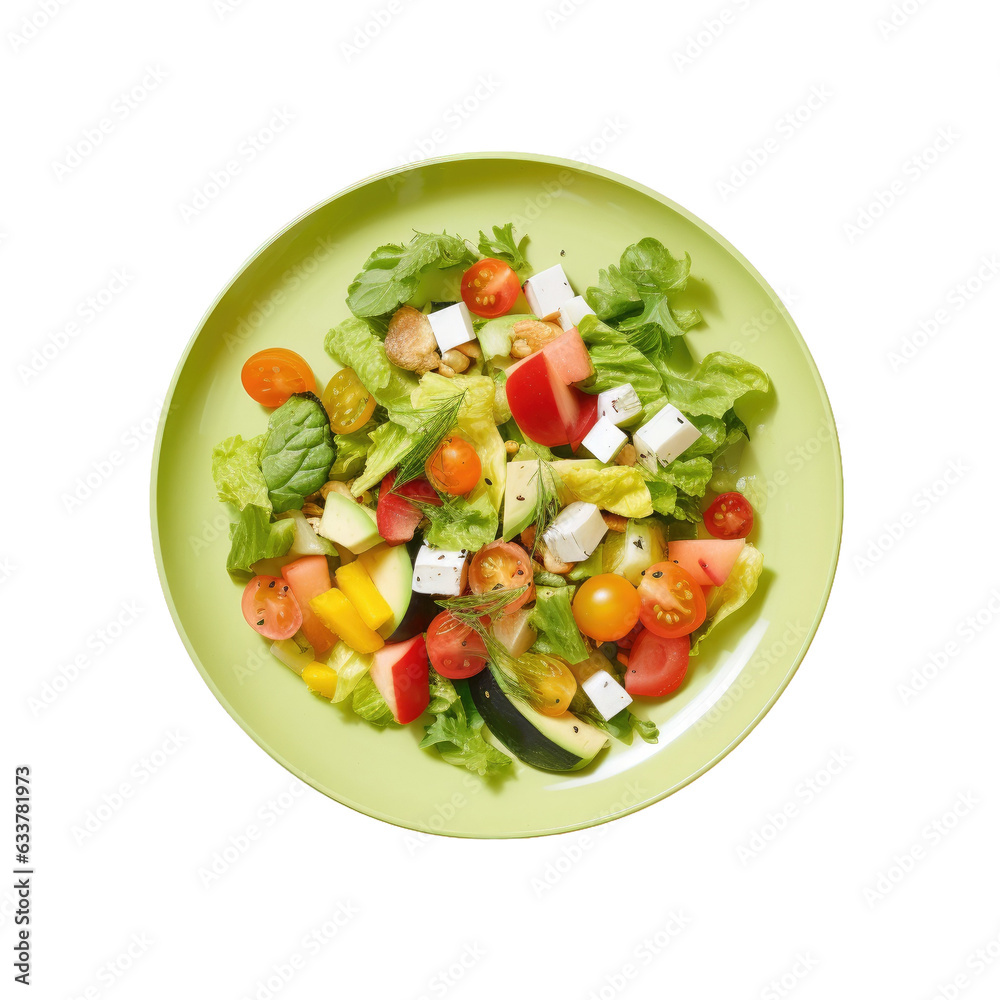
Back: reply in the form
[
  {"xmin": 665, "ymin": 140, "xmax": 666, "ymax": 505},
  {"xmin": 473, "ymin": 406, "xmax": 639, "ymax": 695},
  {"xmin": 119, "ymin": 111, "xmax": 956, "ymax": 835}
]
[
  {"xmin": 334, "ymin": 561, "xmax": 393, "ymax": 631},
  {"xmin": 309, "ymin": 589, "xmax": 384, "ymax": 654},
  {"xmin": 301, "ymin": 662, "xmax": 338, "ymax": 700}
]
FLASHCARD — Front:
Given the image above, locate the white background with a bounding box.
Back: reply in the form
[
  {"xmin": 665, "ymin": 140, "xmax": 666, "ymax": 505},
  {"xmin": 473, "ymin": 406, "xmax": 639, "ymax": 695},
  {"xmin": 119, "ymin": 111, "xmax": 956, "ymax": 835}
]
[{"xmin": 4, "ymin": 0, "xmax": 1000, "ymax": 997}]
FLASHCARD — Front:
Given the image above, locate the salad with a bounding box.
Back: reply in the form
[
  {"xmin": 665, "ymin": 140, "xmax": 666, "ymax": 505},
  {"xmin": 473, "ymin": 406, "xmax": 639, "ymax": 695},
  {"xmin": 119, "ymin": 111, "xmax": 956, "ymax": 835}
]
[{"xmin": 211, "ymin": 224, "xmax": 769, "ymax": 778}]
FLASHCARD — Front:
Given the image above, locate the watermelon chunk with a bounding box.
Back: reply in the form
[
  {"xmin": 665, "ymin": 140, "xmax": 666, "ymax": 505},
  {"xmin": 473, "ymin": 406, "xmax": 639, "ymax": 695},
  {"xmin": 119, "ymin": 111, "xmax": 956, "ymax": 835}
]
[
  {"xmin": 542, "ymin": 327, "xmax": 594, "ymax": 384},
  {"xmin": 667, "ymin": 539, "xmax": 746, "ymax": 587}
]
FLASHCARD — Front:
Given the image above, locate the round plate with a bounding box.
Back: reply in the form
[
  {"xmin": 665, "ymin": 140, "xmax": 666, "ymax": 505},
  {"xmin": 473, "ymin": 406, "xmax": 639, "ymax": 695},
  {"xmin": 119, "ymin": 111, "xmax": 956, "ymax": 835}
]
[{"xmin": 152, "ymin": 153, "xmax": 842, "ymax": 838}]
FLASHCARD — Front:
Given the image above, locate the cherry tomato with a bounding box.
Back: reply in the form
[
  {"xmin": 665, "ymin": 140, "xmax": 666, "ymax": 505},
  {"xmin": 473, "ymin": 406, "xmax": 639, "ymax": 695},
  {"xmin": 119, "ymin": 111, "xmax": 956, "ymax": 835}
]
[
  {"xmin": 572, "ymin": 574, "xmax": 640, "ymax": 643},
  {"xmin": 461, "ymin": 257, "xmax": 521, "ymax": 318},
  {"xmin": 241, "ymin": 575, "xmax": 302, "ymax": 640},
  {"xmin": 637, "ymin": 562, "xmax": 706, "ymax": 638},
  {"xmin": 522, "ymin": 655, "xmax": 577, "ymax": 717},
  {"xmin": 425, "ymin": 435, "xmax": 482, "ymax": 496},
  {"xmin": 625, "ymin": 630, "xmax": 690, "ymax": 698},
  {"xmin": 469, "ymin": 541, "xmax": 534, "ymax": 615},
  {"xmin": 321, "ymin": 367, "xmax": 376, "ymax": 434},
  {"xmin": 425, "ymin": 612, "xmax": 488, "ymax": 680},
  {"xmin": 241, "ymin": 349, "xmax": 316, "ymax": 407},
  {"xmin": 703, "ymin": 491, "xmax": 754, "ymax": 540}
]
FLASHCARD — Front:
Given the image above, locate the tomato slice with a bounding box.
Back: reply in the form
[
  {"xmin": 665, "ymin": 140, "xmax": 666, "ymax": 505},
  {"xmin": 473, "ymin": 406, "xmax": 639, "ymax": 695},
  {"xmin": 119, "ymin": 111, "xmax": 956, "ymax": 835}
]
[
  {"xmin": 637, "ymin": 562, "xmax": 706, "ymax": 638},
  {"xmin": 468, "ymin": 541, "xmax": 534, "ymax": 614},
  {"xmin": 461, "ymin": 257, "xmax": 521, "ymax": 318},
  {"xmin": 241, "ymin": 349, "xmax": 316, "ymax": 407},
  {"xmin": 703, "ymin": 492, "xmax": 754, "ymax": 540},
  {"xmin": 425, "ymin": 612, "xmax": 488, "ymax": 679},
  {"xmin": 241, "ymin": 575, "xmax": 302, "ymax": 640},
  {"xmin": 376, "ymin": 471, "xmax": 442, "ymax": 546},
  {"xmin": 425, "ymin": 435, "xmax": 482, "ymax": 497},
  {"xmin": 571, "ymin": 574, "xmax": 640, "ymax": 642},
  {"xmin": 625, "ymin": 630, "xmax": 690, "ymax": 697}
]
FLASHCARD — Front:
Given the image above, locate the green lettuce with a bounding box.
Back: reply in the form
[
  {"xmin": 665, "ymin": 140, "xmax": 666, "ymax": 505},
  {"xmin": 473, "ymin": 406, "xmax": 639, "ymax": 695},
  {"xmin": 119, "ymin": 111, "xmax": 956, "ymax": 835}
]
[
  {"xmin": 330, "ymin": 422, "xmax": 375, "ymax": 479},
  {"xmin": 211, "ymin": 434, "xmax": 269, "ymax": 510},
  {"xmin": 690, "ymin": 543, "xmax": 765, "ymax": 655},
  {"xmin": 350, "ymin": 674, "xmax": 398, "ymax": 727},
  {"xmin": 226, "ymin": 506, "xmax": 295, "ymax": 574},
  {"xmin": 261, "ymin": 395, "xmax": 335, "ymax": 513},
  {"xmin": 552, "ymin": 460, "xmax": 653, "ymax": 518},
  {"xmin": 421, "ymin": 493, "xmax": 498, "ymax": 551},
  {"xmin": 327, "ymin": 642, "xmax": 373, "ymax": 704},
  {"xmin": 577, "ymin": 315, "xmax": 663, "ymax": 405},
  {"xmin": 350, "ymin": 420, "xmax": 410, "ymax": 495},
  {"xmin": 419, "ymin": 675, "xmax": 512, "ymax": 777},
  {"xmin": 346, "ymin": 231, "xmax": 476, "ymax": 318},
  {"xmin": 645, "ymin": 456, "xmax": 714, "ymax": 499},
  {"xmin": 529, "ymin": 586, "xmax": 589, "ymax": 665},
  {"xmin": 661, "ymin": 353, "xmax": 769, "ymax": 419},
  {"xmin": 583, "ymin": 708, "xmax": 659, "ymax": 746},
  {"xmin": 567, "ymin": 545, "xmax": 604, "ymax": 581}
]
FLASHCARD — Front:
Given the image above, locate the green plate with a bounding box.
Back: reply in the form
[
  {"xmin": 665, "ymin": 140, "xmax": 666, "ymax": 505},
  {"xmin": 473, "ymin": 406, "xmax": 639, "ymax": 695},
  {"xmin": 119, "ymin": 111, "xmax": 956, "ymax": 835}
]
[{"xmin": 151, "ymin": 153, "xmax": 842, "ymax": 838}]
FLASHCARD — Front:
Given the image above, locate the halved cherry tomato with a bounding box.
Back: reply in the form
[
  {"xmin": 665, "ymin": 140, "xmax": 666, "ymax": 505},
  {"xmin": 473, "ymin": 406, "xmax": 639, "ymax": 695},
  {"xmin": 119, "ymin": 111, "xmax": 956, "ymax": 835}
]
[
  {"xmin": 572, "ymin": 574, "xmax": 640, "ymax": 642},
  {"xmin": 625, "ymin": 630, "xmax": 690, "ymax": 697},
  {"xmin": 425, "ymin": 612, "xmax": 488, "ymax": 680},
  {"xmin": 469, "ymin": 541, "xmax": 534, "ymax": 615},
  {"xmin": 637, "ymin": 562, "xmax": 706, "ymax": 638},
  {"xmin": 461, "ymin": 257, "xmax": 521, "ymax": 318},
  {"xmin": 522, "ymin": 655, "xmax": 577, "ymax": 716},
  {"xmin": 241, "ymin": 575, "xmax": 302, "ymax": 640},
  {"xmin": 241, "ymin": 349, "xmax": 316, "ymax": 407},
  {"xmin": 377, "ymin": 470, "xmax": 442, "ymax": 546},
  {"xmin": 425, "ymin": 435, "xmax": 482, "ymax": 496},
  {"xmin": 321, "ymin": 367, "xmax": 376, "ymax": 434},
  {"xmin": 703, "ymin": 491, "xmax": 754, "ymax": 540}
]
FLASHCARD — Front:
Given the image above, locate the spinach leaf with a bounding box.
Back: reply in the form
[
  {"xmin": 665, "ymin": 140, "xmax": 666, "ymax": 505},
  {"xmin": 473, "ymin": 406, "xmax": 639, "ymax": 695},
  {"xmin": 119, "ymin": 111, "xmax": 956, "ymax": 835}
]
[{"xmin": 261, "ymin": 394, "xmax": 335, "ymax": 513}]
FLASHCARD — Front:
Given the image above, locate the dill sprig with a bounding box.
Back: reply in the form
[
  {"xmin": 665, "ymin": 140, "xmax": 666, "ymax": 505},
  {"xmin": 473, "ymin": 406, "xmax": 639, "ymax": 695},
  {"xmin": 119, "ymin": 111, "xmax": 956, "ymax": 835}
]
[
  {"xmin": 528, "ymin": 460, "xmax": 562, "ymax": 554},
  {"xmin": 437, "ymin": 585, "xmax": 528, "ymax": 624},
  {"xmin": 393, "ymin": 391, "xmax": 466, "ymax": 488}
]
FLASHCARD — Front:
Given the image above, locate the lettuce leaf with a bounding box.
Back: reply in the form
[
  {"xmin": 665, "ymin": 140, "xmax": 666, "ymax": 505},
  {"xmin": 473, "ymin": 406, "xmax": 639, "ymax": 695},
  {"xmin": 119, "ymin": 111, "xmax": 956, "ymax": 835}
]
[
  {"xmin": 419, "ymin": 675, "xmax": 512, "ymax": 777},
  {"xmin": 421, "ymin": 492, "xmax": 498, "ymax": 551},
  {"xmin": 261, "ymin": 395, "xmax": 335, "ymax": 513},
  {"xmin": 412, "ymin": 372, "xmax": 506, "ymax": 511},
  {"xmin": 646, "ymin": 456, "xmax": 714, "ymax": 499},
  {"xmin": 327, "ymin": 642, "xmax": 373, "ymax": 704},
  {"xmin": 552, "ymin": 460, "xmax": 653, "ymax": 518},
  {"xmin": 661, "ymin": 353, "xmax": 769, "ymax": 419},
  {"xmin": 330, "ymin": 422, "xmax": 375, "ymax": 479},
  {"xmin": 528, "ymin": 586, "xmax": 589, "ymax": 664},
  {"xmin": 212, "ymin": 434, "xmax": 269, "ymax": 511},
  {"xmin": 346, "ymin": 231, "xmax": 476, "ymax": 318},
  {"xmin": 226, "ymin": 506, "xmax": 295, "ymax": 574},
  {"xmin": 350, "ymin": 674, "xmax": 398, "ymax": 726},
  {"xmin": 477, "ymin": 223, "xmax": 528, "ymax": 272},
  {"xmin": 567, "ymin": 545, "xmax": 604, "ymax": 581},
  {"xmin": 690, "ymin": 543, "xmax": 765, "ymax": 655},
  {"xmin": 582, "ymin": 708, "xmax": 659, "ymax": 746},
  {"xmin": 577, "ymin": 315, "xmax": 663, "ymax": 405},
  {"xmin": 351, "ymin": 420, "xmax": 410, "ymax": 495}
]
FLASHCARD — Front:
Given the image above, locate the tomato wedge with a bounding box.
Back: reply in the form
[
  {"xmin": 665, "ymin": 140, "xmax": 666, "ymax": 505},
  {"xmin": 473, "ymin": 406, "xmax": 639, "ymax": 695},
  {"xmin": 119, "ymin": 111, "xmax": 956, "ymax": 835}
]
[
  {"xmin": 241, "ymin": 575, "xmax": 302, "ymax": 640},
  {"xmin": 625, "ymin": 630, "xmax": 690, "ymax": 698}
]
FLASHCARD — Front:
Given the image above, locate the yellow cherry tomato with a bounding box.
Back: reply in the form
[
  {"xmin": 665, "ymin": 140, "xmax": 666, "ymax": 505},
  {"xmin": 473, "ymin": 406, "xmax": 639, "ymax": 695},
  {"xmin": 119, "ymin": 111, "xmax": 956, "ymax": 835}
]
[
  {"xmin": 522, "ymin": 655, "xmax": 577, "ymax": 717},
  {"xmin": 322, "ymin": 368, "xmax": 376, "ymax": 434},
  {"xmin": 572, "ymin": 573, "xmax": 641, "ymax": 642}
]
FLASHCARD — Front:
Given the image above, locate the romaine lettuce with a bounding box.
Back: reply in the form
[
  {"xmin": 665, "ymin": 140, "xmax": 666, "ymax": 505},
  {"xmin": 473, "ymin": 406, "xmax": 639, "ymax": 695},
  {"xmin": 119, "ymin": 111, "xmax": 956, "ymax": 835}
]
[
  {"xmin": 421, "ymin": 493, "xmax": 498, "ymax": 551},
  {"xmin": 211, "ymin": 434, "xmax": 269, "ymax": 511},
  {"xmin": 660, "ymin": 353, "xmax": 769, "ymax": 419},
  {"xmin": 552, "ymin": 460, "xmax": 653, "ymax": 518},
  {"xmin": 225, "ymin": 506, "xmax": 295, "ymax": 574},
  {"xmin": 529, "ymin": 586, "xmax": 589, "ymax": 664}
]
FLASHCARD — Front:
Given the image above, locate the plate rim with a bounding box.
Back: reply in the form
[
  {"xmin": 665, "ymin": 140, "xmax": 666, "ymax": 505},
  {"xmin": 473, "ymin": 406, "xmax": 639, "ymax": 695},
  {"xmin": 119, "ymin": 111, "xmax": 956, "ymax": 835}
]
[{"xmin": 149, "ymin": 150, "xmax": 844, "ymax": 839}]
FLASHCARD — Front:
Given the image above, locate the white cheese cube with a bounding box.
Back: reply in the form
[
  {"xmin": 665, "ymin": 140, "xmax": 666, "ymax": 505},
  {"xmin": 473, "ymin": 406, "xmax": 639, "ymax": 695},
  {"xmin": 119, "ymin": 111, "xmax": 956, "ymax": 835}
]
[
  {"xmin": 523, "ymin": 264, "xmax": 574, "ymax": 321},
  {"xmin": 581, "ymin": 669, "xmax": 633, "ymax": 721},
  {"xmin": 427, "ymin": 302, "xmax": 475, "ymax": 353},
  {"xmin": 582, "ymin": 416, "xmax": 627, "ymax": 464},
  {"xmin": 542, "ymin": 501, "xmax": 608, "ymax": 564},
  {"xmin": 412, "ymin": 543, "xmax": 469, "ymax": 596},
  {"xmin": 559, "ymin": 295, "xmax": 595, "ymax": 330},
  {"xmin": 633, "ymin": 404, "xmax": 702, "ymax": 472},
  {"xmin": 596, "ymin": 384, "xmax": 642, "ymax": 427}
]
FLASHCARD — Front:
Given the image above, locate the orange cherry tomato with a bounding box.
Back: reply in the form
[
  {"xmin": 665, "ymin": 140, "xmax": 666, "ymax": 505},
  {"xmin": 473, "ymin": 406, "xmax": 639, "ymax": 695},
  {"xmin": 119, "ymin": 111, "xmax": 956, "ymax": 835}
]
[
  {"xmin": 321, "ymin": 367, "xmax": 376, "ymax": 434},
  {"xmin": 425, "ymin": 435, "xmax": 482, "ymax": 496},
  {"xmin": 468, "ymin": 541, "xmax": 534, "ymax": 615},
  {"xmin": 461, "ymin": 257, "xmax": 521, "ymax": 318},
  {"xmin": 572, "ymin": 574, "xmax": 641, "ymax": 643},
  {"xmin": 241, "ymin": 348, "xmax": 316, "ymax": 407},
  {"xmin": 637, "ymin": 562, "xmax": 706, "ymax": 638}
]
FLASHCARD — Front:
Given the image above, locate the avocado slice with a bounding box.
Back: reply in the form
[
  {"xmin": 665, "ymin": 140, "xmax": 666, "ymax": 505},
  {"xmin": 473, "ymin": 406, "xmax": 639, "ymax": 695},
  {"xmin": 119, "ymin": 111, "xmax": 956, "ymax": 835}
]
[
  {"xmin": 503, "ymin": 460, "xmax": 541, "ymax": 541},
  {"xmin": 357, "ymin": 543, "xmax": 413, "ymax": 639},
  {"xmin": 469, "ymin": 668, "xmax": 609, "ymax": 772},
  {"xmin": 317, "ymin": 495, "xmax": 382, "ymax": 554}
]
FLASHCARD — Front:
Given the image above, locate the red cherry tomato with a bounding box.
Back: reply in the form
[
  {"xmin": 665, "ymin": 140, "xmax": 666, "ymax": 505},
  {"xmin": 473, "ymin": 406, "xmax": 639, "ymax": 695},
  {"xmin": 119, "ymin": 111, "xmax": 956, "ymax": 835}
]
[
  {"xmin": 572, "ymin": 574, "xmax": 641, "ymax": 642},
  {"xmin": 637, "ymin": 562, "xmax": 706, "ymax": 638},
  {"xmin": 461, "ymin": 257, "xmax": 521, "ymax": 318},
  {"xmin": 241, "ymin": 575, "xmax": 302, "ymax": 640},
  {"xmin": 377, "ymin": 471, "xmax": 442, "ymax": 546},
  {"xmin": 425, "ymin": 435, "xmax": 482, "ymax": 496},
  {"xmin": 625, "ymin": 630, "xmax": 690, "ymax": 697},
  {"xmin": 469, "ymin": 541, "xmax": 534, "ymax": 615},
  {"xmin": 425, "ymin": 612, "xmax": 488, "ymax": 679},
  {"xmin": 241, "ymin": 349, "xmax": 317, "ymax": 407},
  {"xmin": 703, "ymin": 492, "xmax": 754, "ymax": 540}
]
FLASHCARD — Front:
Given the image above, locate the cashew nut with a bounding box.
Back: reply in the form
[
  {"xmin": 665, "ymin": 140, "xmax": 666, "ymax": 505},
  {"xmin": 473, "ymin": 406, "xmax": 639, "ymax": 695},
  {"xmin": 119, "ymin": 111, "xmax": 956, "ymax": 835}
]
[
  {"xmin": 615, "ymin": 444, "xmax": 637, "ymax": 467},
  {"xmin": 440, "ymin": 349, "xmax": 470, "ymax": 374},
  {"xmin": 542, "ymin": 548, "xmax": 575, "ymax": 576},
  {"xmin": 509, "ymin": 319, "xmax": 563, "ymax": 358},
  {"xmin": 504, "ymin": 440, "xmax": 520, "ymax": 456},
  {"xmin": 385, "ymin": 306, "xmax": 440, "ymax": 373},
  {"xmin": 455, "ymin": 341, "xmax": 482, "ymax": 359},
  {"xmin": 602, "ymin": 511, "xmax": 628, "ymax": 533}
]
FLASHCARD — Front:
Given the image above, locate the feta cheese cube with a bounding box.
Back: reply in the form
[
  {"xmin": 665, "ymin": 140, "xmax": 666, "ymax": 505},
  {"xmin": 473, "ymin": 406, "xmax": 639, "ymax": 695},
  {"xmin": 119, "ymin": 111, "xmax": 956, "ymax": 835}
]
[
  {"xmin": 582, "ymin": 669, "xmax": 633, "ymax": 721},
  {"xmin": 523, "ymin": 264, "xmax": 574, "ymax": 321},
  {"xmin": 427, "ymin": 302, "xmax": 475, "ymax": 353},
  {"xmin": 559, "ymin": 295, "xmax": 595, "ymax": 330},
  {"xmin": 412, "ymin": 544, "xmax": 469, "ymax": 596},
  {"xmin": 633, "ymin": 404, "xmax": 702, "ymax": 472},
  {"xmin": 596, "ymin": 383, "xmax": 642, "ymax": 427},
  {"xmin": 541, "ymin": 501, "xmax": 608, "ymax": 564},
  {"xmin": 582, "ymin": 416, "xmax": 627, "ymax": 464}
]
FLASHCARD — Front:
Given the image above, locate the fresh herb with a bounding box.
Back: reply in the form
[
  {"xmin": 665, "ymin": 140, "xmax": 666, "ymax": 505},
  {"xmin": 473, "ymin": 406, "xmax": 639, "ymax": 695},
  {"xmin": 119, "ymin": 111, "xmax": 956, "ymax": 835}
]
[
  {"xmin": 346, "ymin": 231, "xmax": 476, "ymax": 319},
  {"xmin": 260, "ymin": 394, "xmax": 335, "ymax": 513},
  {"xmin": 528, "ymin": 460, "xmax": 562, "ymax": 554},
  {"xmin": 438, "ymin": 585, "xmax": 529, "ymax": 625},
  {"xmin": 477, "ymin": 223, "xmax": 528, "ymax": 272},
  {"xmin": 393, "ymin": 392, "xmax": 466, "ymax": 487}
]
